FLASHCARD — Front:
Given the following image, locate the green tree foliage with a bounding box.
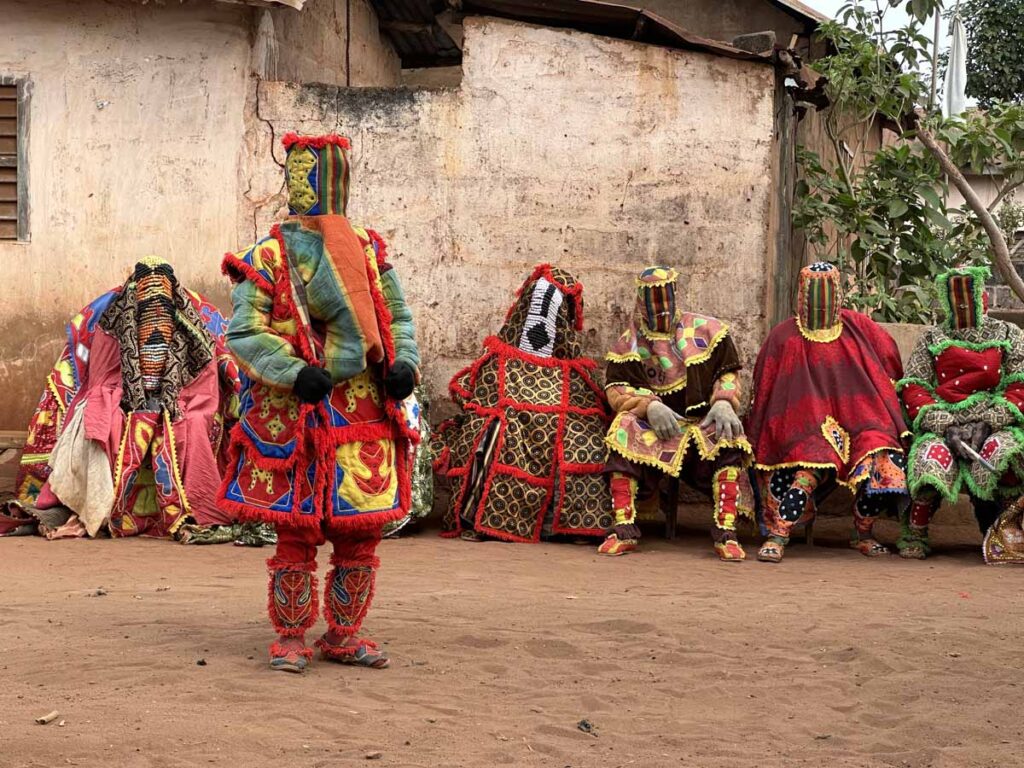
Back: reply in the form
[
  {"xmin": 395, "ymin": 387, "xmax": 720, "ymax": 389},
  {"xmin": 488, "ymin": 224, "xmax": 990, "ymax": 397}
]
[
  {"xmin": 960, "ymin": 0, "xmax": 1024, "ymax": 108},
  {"xmin": 794, "ymin": 1, "xmax": 1024, "ymax": 322}
]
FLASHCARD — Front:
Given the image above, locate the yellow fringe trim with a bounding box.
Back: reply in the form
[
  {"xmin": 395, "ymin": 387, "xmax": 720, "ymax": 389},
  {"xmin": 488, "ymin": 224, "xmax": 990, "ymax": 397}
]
[
  {"xmin": 795, "ymin": 314, "xmax": 843, "ymax": 343},
  {"xmin": 19, "ymin": 452, "xmax": 50, "ymax": 465},
  {"xmin": 634, "ymin": 268, "xmax": 678, "ymax": 288},
  {"xmin": 606, "ymin": 416, "xmax": 753, "ymax": 476},
  {"xmin": 160, "ymin": 412, "xmax": 192, "ymax": 530},
  {"xmin": 753, "ymin": 445, "xmax": 903, "ymax": 491}
]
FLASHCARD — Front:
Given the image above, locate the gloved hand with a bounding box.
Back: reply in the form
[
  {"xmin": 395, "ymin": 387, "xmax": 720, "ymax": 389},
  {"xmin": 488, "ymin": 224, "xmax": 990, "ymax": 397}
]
[
  {"xmin": 946, "ymin": 422, "xmax": 991, "ymax": 461},
  {"xmin": 646, "ymin": 401, "xmax": 683, "ymax": 440},
  {"xmin": 700, "ymin": 399, "xmax": 744, "ymax": 441},
  {"xmin": 293, "ymin": 365, "xmax": 333, "ymax": 404},
  {"xmin": 384, "ymin": 360, "xmax": 417, "ymax": 400}
]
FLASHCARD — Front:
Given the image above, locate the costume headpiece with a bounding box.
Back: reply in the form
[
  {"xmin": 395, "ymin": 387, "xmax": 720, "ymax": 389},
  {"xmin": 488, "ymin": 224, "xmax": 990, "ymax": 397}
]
[
  {"xmin": 132, "ymin": 256, "xmax": 176, "ymax": 397},
  {"xmin": 796, "ymin": 262, "xmax": 843, "ymax": 342},
  {"xmin": 938, "ymin": 265, "xmax": 989, "ymax": 331},
  {"xmin": 283, "ymin": 133, "xmax": 351, "ymax": 216},
  {"xmin": 498, "ymin": 264, "xmax": 585, "ymax": 359},
  {"xmin": 636, "ymin": 266, "xmax": 678, "ymax": 335}
]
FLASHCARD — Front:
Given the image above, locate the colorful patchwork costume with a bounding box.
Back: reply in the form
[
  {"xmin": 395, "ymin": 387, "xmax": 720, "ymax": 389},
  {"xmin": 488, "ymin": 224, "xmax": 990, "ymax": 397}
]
[
  {"xmin": 219, "ymin": 133, "xmax": 420, "ymax": 672},
  {"xmin": 745, "ymin": 263, "xmax": 909, "ymax": 563},
  {"xmin": 15, "ymin": 258, "xmax": 240, "ymax": 538},
  {"xmin": 433, "ymin": 265, "xmax": 614, "ymax": 542},
  {"xmin": 898, "ymin": 266, "xmax": 1024, "ymax": 559},
  {"xmin": 602, "ymin": 266, "xmax": 753, "ymax": 560}
]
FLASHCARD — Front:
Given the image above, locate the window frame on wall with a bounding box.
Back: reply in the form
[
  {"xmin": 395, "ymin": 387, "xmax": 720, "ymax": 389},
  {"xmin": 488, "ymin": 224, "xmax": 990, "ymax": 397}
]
[{"xmin": 0, "ymin": 75, "xmax": 29, "ymax": 243}]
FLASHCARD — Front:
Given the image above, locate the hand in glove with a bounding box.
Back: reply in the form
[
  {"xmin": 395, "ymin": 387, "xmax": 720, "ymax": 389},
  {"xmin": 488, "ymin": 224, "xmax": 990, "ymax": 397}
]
[
  {"xmin": 384, "ymin": 360, "xmax": 417, "ymax": 401},
  {"xmin": 946, "ymin": 422, "xmax": 991, "ymax": 461},
  {"xmin": 646, "ymin": 401, "xmax": 683, "ymax": 441},
  {"xmin": 293, "ymin": 365, "xmax": 333, "ymax": 404},
  {"xmin": 700, "ymin": 399, "xmax": 744, "ymax": 441}
]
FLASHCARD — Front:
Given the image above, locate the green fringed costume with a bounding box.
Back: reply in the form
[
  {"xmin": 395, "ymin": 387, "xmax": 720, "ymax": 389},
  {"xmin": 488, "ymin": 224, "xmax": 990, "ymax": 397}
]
[{"xmin": 898, "ymin": 267, "xmax": 1024, "ymax": 558}]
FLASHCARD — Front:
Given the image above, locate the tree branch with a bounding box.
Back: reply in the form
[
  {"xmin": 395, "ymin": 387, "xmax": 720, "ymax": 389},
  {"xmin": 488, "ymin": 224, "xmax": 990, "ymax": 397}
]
[
  {"xmin": 914, "ymin": 115, "xmax": 1024, "ymax": 302},
  {"xmin": 988, "ymin": 178, "xmax": 1024, "ymax": 214}
]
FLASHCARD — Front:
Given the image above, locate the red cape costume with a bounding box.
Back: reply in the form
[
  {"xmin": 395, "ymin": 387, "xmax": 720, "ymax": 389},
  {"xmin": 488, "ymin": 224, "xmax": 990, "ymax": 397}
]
[{"xmin": 746, "ymin": 309, "xmax": 907, "ymax": 487}]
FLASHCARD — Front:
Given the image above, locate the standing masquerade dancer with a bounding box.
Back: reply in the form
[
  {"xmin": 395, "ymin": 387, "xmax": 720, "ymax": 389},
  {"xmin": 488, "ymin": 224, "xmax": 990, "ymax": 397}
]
[
  {"xmin": 601, "ymin": 266, "xmax": 753, "ymax": 560},
  {"xmin": 219, "ymin": 134, "xmax": 420, "ymax": 672},
  {"xmin": 746, "ymin": 263, "xmax": 909, "ymax": 563},
  {"xmin": 899, "ymin": 266, "xmax": 1024, "ymax": 560},
  {"xmin": 433, "ymin": 265, "xmax": 614, "ymax": 542}
]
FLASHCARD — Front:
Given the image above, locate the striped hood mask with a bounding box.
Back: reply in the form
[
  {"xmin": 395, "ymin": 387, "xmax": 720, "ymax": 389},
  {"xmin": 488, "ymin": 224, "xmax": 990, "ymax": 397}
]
[
  {"xmin": 636, "ymin": 266, "xmax": 678, "ymax": 336},
  {"xmin": 133, "ymin": 256, "xmax": 177, "ymax": 400},
  {"xmin": 939, "ymin": 266, "xmax": 989, "ymax": 331},
  {"xmin": 284, "ymin": 133, "xmax": 351, "ymax": 216},
  {"xmin": 796, "ymin": 262, "xmax": 843, "ymax": 341}
]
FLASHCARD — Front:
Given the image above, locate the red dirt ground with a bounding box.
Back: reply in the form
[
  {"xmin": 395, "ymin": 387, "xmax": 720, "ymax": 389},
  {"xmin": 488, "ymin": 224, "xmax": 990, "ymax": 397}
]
[{"xmin": 1, "ymin": 511, "xmax": 1022, "ymax": 768}]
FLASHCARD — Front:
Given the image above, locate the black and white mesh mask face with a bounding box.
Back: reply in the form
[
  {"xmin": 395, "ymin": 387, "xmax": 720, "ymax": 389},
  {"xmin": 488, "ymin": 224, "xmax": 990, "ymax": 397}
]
[{"xmin": 517, "ymin": 277, "xmax": 563, "ymax": 358}]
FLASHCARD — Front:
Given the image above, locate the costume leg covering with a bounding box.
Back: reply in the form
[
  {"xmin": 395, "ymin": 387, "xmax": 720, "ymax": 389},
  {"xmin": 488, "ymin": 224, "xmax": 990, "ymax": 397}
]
[
  {"xmin": 598, "ymin": 472, "xmax": 640, "ymax": 556},
  {"xmin": 899, "ymin": 492, "xmax": 940, "ymax": 558},
  {"xmin": 266, "ymin": 527, "xmax": 321, "ymax": 668},
  {"xmin": 757, "ymin": 469, "xmax": 821, "ymax": 563},
  {"xmin": 712, "ymin": 466, "xmax": 745, "ymax": 561},
  {"xmin": 321, "ymin": 532, "xmax": 380, "ymax": 637},
  {"xmin": 316, "ymin": 531, "xmax": 389, "ymax": 667}
]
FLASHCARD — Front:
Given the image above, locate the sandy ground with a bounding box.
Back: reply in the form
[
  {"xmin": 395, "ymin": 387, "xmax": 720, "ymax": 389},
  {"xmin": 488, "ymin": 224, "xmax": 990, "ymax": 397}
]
[{"xmin": 1, "ymin": 511, "xmax": 1023, "ymax": 768}]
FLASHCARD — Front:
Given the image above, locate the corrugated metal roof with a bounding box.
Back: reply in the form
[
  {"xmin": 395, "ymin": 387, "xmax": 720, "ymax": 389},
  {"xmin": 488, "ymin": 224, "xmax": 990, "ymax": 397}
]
[
  {"xmin": 370, "ymin": 0, "xmax": 777, "ymax": 68},
  {"xmin": 767, "ymin": 0, "xmax": 830, "ymax": 24}
]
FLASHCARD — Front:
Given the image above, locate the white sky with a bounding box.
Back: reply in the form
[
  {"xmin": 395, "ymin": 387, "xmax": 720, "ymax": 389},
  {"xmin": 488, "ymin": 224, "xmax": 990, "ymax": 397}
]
[{"xmin": 802, "ymin": 0, "xmax": 937, "ymax": 41}]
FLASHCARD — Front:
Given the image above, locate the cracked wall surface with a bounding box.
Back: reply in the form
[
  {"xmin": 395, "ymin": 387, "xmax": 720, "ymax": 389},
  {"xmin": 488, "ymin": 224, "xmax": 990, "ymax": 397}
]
[
  {"xmin": 0, "ymin": 0, "xmax": 400, "ymax": 429},
  {"xmin": 248, "ymin": 17, "xmax": 778, "ymax": 417}
]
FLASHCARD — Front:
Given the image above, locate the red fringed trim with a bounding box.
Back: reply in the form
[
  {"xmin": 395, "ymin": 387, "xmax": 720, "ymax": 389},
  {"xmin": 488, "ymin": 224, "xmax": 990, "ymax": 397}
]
[
  {"xmin": 310, "ymin": 418, "xmax": 398, "ymax": 449},
  {"xmin": 365, "ymin": 229, "xmax": 391, "ymax": 270},
  {"xmin": 448, "ymin": 353, "xmax": 492, "ymax": 403},
  {"xmin": 328, "ymin": 553, "xmax": 381, "ymax": 569},
  {"xmin": 269, "ymin": 640, "xmax": 314, "ymax": 660},
  {"xmin": 268, "ymin": 224, "xmax": 318, "ymax": 365},
  {"xmin": 221, "ymin": 252, "xmax": 274, "ymax": 293},
  {"xmin": 221, "ymin": 421, "xmax": 306, "ymax": 473},
  {"xmin": 490, "ymin": 464, "xmax": 555, "ymax": 487},
  {"xmin": 282, "ymin": 132, "xmax": 351, "ymax": 150},
  {"xmin": 267, "ymin": 556, "xmax": 317, "ymax": 572},
  {"xmin": 221, "ymin": 495, "xmax": 324, "ymax": 530},
  {"xmin": 503, "ymin": 264, "xmax": 586, "ymax": 331},
  {"xmin": 365, "ymin": 248, "xmax": 398, "ymax": 367},
  {"xmin": 483, "ymin": 336, "xmax": 598, "ymax": 371}
]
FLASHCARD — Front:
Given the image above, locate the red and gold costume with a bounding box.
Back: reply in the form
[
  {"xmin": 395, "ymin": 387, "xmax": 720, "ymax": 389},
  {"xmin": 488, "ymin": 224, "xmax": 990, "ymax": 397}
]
[
  {"xmin": 746, "ymin": 263, "xmax": 909, "ymax": 562},
  {"xmin": 601, "ymin": 266, "xmax": 753, "ymax": 560},
  {"xmin": 219, "ymin": 134, "xmax": 420, "ymax": 671}
]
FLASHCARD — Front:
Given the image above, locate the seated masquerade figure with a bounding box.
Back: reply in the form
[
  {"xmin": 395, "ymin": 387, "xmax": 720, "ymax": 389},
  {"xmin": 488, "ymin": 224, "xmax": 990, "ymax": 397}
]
[
  {"xmin": 15, "ymin": 257, "xmax": 240, "ymax": 538},
  {"xmin": 899, "ymin": 266, "xmax": 1024, "ymax": 559},
  {"xmin": 434, "ymin": 265, "xmax": 614, "ymax": 542},
  {"xmin": 602, "ymin": 266, "xmax": 753, "ymax": 560},
  {"xmin": 219, "ymin": 133, "xmax": 420, "ymax": 673},
  {"xmin": 746, "ymin": 262, "xmax": 909, "ymax": 563}
]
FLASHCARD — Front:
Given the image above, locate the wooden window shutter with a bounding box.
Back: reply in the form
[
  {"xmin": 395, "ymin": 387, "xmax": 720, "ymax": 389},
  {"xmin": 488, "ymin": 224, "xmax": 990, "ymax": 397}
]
[{"xmin": 0, "ymin": 77, "xmax": 27, "ymax": 242}]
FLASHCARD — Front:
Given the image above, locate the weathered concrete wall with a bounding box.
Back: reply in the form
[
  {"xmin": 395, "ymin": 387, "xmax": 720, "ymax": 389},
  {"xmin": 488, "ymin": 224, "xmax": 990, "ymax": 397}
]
[
  {"xmin": 249, "ymin": 17, "xmax": 778, "ymax": 416},
  {"xmin": 272, "ymin": 0, "xmax": 401, "ymax": 86},
  {"xmin": 0, "ymin": 0, "xmax": 256, "ymax": 429},
  {"xmin": 0, "ymin": 0, "xmax": 404, "ymax": 431}
]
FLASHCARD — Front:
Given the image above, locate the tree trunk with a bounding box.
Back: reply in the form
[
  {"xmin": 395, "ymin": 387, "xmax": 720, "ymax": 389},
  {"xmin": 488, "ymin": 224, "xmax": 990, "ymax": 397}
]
[{"xmin": 914, "ymin": 119, "xmax": 1024, "ymax": 303}]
